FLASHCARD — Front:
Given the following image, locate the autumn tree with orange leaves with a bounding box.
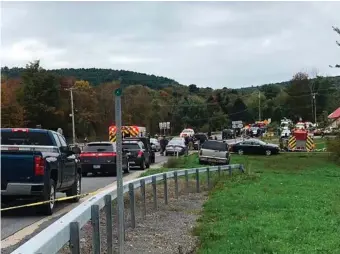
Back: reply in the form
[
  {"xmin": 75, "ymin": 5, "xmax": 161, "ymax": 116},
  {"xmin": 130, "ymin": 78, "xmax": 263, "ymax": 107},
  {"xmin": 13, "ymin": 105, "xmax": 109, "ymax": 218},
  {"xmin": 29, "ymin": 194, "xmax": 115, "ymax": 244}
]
[{"xmin": 1, "ymin": 78, "xmax": 25, "ymax": 127}]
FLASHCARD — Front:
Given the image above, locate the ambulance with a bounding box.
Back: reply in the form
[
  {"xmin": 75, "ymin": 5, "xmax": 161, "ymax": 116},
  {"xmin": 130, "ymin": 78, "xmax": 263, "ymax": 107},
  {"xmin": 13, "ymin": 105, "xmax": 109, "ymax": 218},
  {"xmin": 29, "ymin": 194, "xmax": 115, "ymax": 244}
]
[{"xmin": 109, "ymin": 125, "xmax": 146, "ymax": 142}]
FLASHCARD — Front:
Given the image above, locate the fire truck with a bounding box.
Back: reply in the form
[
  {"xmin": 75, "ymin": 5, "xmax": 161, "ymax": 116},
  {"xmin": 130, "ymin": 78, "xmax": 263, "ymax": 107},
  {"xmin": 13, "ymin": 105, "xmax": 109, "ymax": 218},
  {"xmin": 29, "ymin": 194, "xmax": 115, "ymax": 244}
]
[
  {"xmin": 284, "ymin": 128, "xmax": 315, "ymax": 152},
  {"xmin": 109, "ymin": 125, "xmax": 146, "ymax": 142}
]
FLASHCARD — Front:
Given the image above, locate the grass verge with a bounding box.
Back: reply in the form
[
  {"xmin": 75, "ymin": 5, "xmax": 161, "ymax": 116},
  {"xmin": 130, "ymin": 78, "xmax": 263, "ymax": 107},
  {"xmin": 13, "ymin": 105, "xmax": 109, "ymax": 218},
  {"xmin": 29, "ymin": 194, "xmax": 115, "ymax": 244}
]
[
  {"xmin": 140, "ymin": 153, "xmax": 202, "ymax": 177},
  {"xmin": 194, "ymin": 153, "xmax": 340, "ymax": 253}
]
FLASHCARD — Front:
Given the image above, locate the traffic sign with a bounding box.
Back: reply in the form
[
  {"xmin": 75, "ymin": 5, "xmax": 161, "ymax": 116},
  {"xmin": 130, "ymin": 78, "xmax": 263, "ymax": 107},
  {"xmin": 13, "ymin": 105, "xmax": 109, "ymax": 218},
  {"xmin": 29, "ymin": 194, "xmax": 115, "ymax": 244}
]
[
  {"xmin": 232, "ymin": 120, "xmax": 243, "ymax": 129},
  {"xmin": 114, "ymin": 88, "xmax": 122, "ymax": 96},
  {"xmin": 159, "ymin": 122, "xmax": 170, "ymax": 130}
]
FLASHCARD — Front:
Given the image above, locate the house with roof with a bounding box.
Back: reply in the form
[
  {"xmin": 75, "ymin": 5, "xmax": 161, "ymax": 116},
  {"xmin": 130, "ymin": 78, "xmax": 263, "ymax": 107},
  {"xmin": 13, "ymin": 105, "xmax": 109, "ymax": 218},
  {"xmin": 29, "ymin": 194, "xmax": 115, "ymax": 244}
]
[{"xmin": 328, "ymin": 107, "xmax": 340, "ymax": 128}]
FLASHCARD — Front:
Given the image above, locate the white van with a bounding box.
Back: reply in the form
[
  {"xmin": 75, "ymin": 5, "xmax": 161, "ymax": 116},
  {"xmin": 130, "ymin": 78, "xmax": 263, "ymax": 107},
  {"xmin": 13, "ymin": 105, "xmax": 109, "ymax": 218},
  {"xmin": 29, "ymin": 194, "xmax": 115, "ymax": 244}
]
[{"xmin": 180, "ymin": 128, "xmax": 195, "ymax": 137}]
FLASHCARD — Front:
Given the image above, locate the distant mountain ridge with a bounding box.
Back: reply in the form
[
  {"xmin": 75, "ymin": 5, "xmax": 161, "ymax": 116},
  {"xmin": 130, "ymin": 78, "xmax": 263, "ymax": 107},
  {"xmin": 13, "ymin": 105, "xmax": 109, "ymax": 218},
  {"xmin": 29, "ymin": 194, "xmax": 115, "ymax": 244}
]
[
  {"xmin": 1, "ymin": 66, "xmax": 340, "ymax": 91},
  {"xmin": 1, "ymin": 67, "xmax": 179, "ymax": 90}
]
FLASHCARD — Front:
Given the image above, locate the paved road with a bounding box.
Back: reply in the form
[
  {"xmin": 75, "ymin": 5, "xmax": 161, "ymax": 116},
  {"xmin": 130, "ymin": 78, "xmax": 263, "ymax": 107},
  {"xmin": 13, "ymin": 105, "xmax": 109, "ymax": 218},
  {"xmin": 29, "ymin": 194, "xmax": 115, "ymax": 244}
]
[{"xmin": 1, "ymin": 152, "xmax": 168, "ymax": 241}]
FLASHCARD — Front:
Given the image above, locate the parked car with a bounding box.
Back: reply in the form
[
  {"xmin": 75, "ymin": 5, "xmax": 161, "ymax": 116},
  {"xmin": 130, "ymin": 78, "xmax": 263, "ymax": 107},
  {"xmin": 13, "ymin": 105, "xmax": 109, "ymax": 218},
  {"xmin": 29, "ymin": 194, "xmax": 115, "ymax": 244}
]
[
  {"xmin": 1, "ymin": 128, "xmax": 81, "ymax": 215},
  {"xmin": 230, "ymin": 139, "xmax": 280, "ymax": 156},
  {"xmin": 199, "ymin": 140, "xmax": 230, "ymax": 165},
  {"xmin": 222, "ymin": 129, "xmax": 235, "ymax": 140},
  {"xmin": 124, "ymin": 137, "xmax": 155, "ymax": 164},
  {"xmin": 150, "ymin": 138, "xmax": 161, "ymax": 152},
  {"xmin": 193, "ymin": 133, "xmax": 208, "ymax": 150},
  {"xmin": 165, "ymin": 138, "xmax": 188, "ymax": 156},
  {"xmin": 122, "ymin": 140, "xmax": 150, "ymax": 170},
  {"xmin": 80, "ymin": 142, "xmax": 129, "ymax": 176}
]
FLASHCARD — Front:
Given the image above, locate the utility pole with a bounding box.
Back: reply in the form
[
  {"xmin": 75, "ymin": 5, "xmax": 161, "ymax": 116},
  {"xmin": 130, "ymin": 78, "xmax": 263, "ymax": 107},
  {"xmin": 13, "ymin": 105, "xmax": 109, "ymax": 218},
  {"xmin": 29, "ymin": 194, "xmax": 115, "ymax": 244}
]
[
  {"xmin": 313, "ymin": 93, "xmax": 317, "ymax": 125},
  {"xmin": 66, "ymin": 88, "xmax": 76, "ymax": 144},
  {"xmin": 258, "ymin": 91, "xmax": 261, "ymax": 121},
  {"xmin": 114, "ymin": 85, "xmax": 124, "ymax": 254}
]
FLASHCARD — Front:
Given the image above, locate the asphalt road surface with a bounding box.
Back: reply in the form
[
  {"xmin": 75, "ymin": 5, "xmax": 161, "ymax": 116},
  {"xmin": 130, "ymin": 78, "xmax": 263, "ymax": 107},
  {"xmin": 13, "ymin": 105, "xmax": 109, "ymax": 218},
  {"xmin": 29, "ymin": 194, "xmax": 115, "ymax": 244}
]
[{"xmin": 1, "ymin": 152, "xmax": 168, "ymax": 241}]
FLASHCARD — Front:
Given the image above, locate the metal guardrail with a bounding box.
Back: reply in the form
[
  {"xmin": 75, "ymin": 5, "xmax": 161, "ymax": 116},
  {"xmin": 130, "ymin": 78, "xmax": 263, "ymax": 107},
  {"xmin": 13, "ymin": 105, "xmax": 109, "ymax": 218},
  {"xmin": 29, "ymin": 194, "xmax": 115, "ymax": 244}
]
[{"xmin": 12, "ymin": 164, "xmax": 244, "ymax": 254}]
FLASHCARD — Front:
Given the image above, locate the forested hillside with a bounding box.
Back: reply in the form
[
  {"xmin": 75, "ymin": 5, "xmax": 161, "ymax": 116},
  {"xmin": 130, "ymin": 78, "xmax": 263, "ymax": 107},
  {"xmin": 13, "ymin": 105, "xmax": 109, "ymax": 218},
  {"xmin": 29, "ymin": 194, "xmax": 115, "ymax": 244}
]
[
  {"xmin": 1, "ymin": 61, "xmax": 340, "ymax": 141},
  {"xmin": 1, "ymin": 66, "xmax": 179, "ymax": 90}
]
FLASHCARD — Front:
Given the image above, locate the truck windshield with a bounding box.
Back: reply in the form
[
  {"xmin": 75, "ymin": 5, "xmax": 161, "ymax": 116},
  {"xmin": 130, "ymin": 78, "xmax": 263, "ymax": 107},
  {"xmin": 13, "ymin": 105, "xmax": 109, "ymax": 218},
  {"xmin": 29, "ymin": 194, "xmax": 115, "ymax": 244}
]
[{"xmin": 0, "ymin": 131, "xmax": 53, "ymax": 146}]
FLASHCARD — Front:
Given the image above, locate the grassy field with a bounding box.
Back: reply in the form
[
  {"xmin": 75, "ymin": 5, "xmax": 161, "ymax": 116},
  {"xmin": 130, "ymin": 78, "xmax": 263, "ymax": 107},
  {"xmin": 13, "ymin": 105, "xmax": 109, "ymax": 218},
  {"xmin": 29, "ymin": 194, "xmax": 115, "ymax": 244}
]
[{"xmin": 195, "ymin": 153, "xmax": 340, "ymax": 254}]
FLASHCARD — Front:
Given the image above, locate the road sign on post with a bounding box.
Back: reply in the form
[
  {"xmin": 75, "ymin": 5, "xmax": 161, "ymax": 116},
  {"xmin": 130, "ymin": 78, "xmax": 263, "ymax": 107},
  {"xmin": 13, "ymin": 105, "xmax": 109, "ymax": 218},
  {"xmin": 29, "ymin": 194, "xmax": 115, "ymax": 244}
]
[
  {"xmin": 232, "ymin": 120, "xmax": 243, "ymax": 129},
  {"xmin": 114, "ymin": 87, "xmax": 124, "ymax": 254}
]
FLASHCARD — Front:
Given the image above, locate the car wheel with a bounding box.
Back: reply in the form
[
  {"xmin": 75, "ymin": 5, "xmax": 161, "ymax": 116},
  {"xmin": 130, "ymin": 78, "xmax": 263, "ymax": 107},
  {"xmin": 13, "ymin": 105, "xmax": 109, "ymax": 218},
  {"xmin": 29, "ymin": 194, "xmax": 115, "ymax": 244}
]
[
  {"xmin": 238, "ymin": 149, "xmax": 244, "ymax": 155},
  {"xmin": 39, "ymin": 179, "xmax": 56, "ymax": 215},
  {"xmin": 165, "ymin": 152, "xmax": 168, "ymax": 156},
  {"xmin": 265, "ymin": 150, "xmax": 272, "ymax": 156},
  {"xmin": 66, "ymin": 173, "xmax": 81, "ymax": 203},
  {"xmin": 199, "ymin": 159, "xmax": 204, "ymax": 165}
]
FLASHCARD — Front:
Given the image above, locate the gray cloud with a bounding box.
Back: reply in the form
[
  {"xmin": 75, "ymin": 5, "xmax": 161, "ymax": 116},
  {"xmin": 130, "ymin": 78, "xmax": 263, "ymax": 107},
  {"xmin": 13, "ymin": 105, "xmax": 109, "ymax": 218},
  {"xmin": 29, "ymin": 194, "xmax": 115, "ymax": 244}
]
[{"xmin": 1, "ymin": 1, "xmax": 340, "ymax": 88}]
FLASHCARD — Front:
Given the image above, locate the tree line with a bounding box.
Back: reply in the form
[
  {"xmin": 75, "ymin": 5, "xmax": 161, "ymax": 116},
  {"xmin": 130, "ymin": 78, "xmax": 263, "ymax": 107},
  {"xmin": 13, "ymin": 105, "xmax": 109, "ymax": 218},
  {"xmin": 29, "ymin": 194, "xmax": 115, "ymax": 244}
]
[{"xmin": 1, "ymin": 26, "xmax": 339, "ymax": 142}]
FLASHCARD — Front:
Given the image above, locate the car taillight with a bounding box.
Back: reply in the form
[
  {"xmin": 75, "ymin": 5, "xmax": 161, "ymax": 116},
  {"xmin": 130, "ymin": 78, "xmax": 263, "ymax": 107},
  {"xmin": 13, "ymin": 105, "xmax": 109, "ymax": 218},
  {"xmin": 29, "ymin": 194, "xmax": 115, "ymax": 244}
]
[
  {"xmin": 80, "ymin": 152, "xmax": 117, "ymax": 157},
  {"xmin": 12, "ymin": 128, "xmax": 29, "ymax": 132},
  {"xmin": 34, "ymin": 156, "xmax": 45, "ymax": 176},
  {"xmin": 137, "ymin": 150, "xmax": 143, "ymax": 157}
]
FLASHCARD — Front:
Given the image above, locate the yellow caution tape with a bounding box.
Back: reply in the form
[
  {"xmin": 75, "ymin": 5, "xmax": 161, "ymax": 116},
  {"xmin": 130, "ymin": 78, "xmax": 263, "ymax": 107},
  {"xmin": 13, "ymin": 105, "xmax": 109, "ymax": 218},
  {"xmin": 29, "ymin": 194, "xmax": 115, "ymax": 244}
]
[{"xmin": 0, "ymin": 190, "xmax": 100, "ymax": 212}]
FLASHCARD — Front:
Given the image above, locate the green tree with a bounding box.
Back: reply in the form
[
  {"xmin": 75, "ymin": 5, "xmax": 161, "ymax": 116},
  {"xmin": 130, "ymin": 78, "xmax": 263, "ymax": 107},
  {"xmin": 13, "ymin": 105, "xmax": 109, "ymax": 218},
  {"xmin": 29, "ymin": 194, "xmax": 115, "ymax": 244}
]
[
  {"xmin": 19, "ymin": 60, "xmax": 63, "ymax": 129},
  {"xmin": 285, "ymin": 72, "xmax": 313, "ymax": 122}
]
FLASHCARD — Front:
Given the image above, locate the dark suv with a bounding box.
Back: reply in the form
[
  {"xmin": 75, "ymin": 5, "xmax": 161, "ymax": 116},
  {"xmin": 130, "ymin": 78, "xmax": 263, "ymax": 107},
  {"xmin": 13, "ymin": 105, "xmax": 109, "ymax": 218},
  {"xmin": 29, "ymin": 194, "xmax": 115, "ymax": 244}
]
[
  {"xmin": 193, "ymin": 133, "xmax": 208, "ymax": 150},
  {"xmin": 123, "ymin": 137, "xmax": 155, "ymax": 164},
  {"xmin": 122, "ymin": 140, "xmax": 150, "ymax": 170}
]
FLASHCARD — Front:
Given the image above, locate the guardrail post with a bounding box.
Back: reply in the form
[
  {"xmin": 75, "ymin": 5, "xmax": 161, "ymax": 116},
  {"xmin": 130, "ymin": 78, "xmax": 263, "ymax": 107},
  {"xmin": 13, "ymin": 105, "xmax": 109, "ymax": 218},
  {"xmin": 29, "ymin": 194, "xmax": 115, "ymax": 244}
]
[
  {"xmin": 140, "ymin": 179, "xmax": 146, "ymax": 219},
  {"xmin": 174, "ymin": 171, "xmax": 179, "ymax": 199},
  {"xmin": 218, "ymin": 166, "xmax": 221, "ymax": 177},
  {"xmin": 207, "ymin": 167, "xmax": 211, "ymax": 190},
  {"xmin": 196, "ymin": 168, "xmax": 200, "ymax": 193},
  {"xmin": 104, "ymin": 195, "xmax": 113, "ymax": 254},
  {"xmin": 91, "ymin": 205, "xmax": 101, "ymax": 254},
  {"xmin": 228, "ymin": 165, "xmax": 232, "ymax": 176},
  {"xmin": 128, "ymin": 183, "xmax": 136, "ymax": 228},
  {"xmin": 163, "ymin": 173, "xmax": 168, "ymax": 205},
  {"xmin": 152, "ymin": 176, "xmax": 158, "ymax": 210},
  {"xmin": 185, "ymin": 170, "xmax": 189, "ymax": 192},
  {"xmin": 70, "ymin": 222, "xmax": 80, "ymax": 254}
]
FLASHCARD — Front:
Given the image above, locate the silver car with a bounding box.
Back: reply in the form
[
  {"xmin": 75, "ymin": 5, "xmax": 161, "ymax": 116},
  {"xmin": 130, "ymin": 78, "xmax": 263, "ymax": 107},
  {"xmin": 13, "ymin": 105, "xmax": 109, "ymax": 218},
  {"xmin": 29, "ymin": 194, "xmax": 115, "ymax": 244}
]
[
  {"xmin": 199, "ymin": 140, "xmax": 230, "ymax": 165},
  {"xmin": 150, "ymin": 138, "xmax": 160, "ymax": 152}
]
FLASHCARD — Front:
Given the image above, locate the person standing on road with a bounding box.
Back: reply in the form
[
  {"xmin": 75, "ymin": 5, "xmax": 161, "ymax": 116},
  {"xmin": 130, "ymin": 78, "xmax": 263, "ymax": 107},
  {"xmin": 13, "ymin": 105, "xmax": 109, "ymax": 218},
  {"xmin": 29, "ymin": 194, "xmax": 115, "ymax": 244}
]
[
  {"xmin": 160, "ymin": 135, "xmax": 168, "ymax": 155},
  {"xmin": 184, "ymin": 135, "xmax": 189, "ymax": 148}
]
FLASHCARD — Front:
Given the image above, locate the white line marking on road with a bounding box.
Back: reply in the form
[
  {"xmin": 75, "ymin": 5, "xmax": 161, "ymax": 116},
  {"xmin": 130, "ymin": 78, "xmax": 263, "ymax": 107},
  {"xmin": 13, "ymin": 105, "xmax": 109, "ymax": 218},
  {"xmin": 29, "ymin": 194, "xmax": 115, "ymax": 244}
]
[{"xmin": 1, "ymin": 161, "xmax": 166, "ymax": 249}]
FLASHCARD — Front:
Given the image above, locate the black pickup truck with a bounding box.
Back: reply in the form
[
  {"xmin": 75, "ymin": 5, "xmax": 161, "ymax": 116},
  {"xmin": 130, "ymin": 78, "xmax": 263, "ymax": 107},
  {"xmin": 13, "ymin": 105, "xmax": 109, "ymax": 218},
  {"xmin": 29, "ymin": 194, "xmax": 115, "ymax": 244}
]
[{"xmin": 1, "ymin": 128, "xmax": 82, "ymax": 215}]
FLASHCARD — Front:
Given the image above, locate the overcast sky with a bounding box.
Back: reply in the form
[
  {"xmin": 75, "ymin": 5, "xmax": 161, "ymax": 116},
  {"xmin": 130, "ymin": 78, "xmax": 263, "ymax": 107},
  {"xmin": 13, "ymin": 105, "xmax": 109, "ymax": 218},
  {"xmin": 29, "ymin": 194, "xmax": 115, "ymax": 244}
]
[{"xmin": 1, "ymin": 1, "xmax": 340, "ymax": 88}]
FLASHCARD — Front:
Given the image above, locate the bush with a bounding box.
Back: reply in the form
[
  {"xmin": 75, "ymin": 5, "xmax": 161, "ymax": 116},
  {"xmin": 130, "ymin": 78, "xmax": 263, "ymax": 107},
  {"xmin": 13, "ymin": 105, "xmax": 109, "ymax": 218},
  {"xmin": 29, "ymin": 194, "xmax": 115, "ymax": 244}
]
[
  {"xmin": 163, "ymin": 157, "xmax": 182, "ymax": 168},
  {"xmin": 327, "ymin": 134, "xmax": 340, "ymax": 164}
]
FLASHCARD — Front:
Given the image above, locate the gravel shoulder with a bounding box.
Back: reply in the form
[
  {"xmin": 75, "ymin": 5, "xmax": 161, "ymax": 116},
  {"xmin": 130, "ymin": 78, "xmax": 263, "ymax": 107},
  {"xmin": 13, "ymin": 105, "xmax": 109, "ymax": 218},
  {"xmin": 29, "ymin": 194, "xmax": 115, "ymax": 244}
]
[{"xmin": 58, "ymin": 179, "xmax": 209, "ymax": 254}]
